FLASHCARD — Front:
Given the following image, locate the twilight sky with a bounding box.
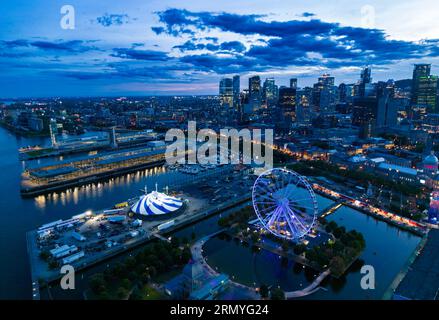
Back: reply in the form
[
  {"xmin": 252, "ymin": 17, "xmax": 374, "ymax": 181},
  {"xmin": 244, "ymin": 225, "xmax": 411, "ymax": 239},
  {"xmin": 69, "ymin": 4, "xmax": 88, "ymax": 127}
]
[{"xmin": 1, "ymin": 0, "xmax": 439, "ymax": 98}]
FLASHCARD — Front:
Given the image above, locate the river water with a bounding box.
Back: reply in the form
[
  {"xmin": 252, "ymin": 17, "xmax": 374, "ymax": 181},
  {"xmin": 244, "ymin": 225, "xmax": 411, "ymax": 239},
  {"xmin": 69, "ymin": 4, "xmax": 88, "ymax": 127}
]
[
  {"xmin": 0, "ymin": 126, "xmax": 421, "ymax": 299},
  {"xmin": 0, "ymin": 127, "xmax": 199, "ymax": 299}
]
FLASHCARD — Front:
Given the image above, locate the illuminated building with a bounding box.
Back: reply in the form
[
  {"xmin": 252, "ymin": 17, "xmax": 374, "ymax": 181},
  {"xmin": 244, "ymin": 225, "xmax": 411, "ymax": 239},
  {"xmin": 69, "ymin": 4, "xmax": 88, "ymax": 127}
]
[
  {"xmin": 428, "ymin": 191, "xmax": 439, "ymax": 224},
  {"xmin": 219, "ymin": 78, "xmax": 233, "ymax": 109},
  {"xmin": 131, "ymin": 191, "xmax": 184, "ymax": 218},
  {"xmin": 423, "ymin": 151, "xmax": 439, "ymax": 176}
]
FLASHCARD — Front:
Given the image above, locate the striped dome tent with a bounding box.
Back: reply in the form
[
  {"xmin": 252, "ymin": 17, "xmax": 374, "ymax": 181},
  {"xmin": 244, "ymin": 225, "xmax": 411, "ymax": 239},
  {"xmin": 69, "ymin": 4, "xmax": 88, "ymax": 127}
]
[{"xmin": 131, "ymin": 191, "xmax": 183, "ymax": 216}]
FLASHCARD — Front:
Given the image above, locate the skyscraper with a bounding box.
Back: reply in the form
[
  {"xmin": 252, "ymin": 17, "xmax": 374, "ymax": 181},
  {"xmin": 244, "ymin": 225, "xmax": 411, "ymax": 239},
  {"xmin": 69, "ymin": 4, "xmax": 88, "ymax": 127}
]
[
  {"xmin": 248, "ymin": 75, "xmax": 261, "ymax": 111},
  {"xmin": 313, "ymin": 74, "xmax": 336, "ymax": 113},
  {"xmin": 417, "ymin": 75, "xmax": 438, "ymax": 113},
  {"xmin": 352, "ymin": 97, "xmax": 378, "ymax": 138},
  {"xmin": 290, "ymin": 78, "xmax": 298, "ymax": 90},
  {"xmin": 232, "ymin": 75, "xmax": 240, "ymax": 111},
  {"xmin": 359, "ymin": 67, "xmax": 373, "ymax": 98},
  {"xmin": 361, "ymin": 67, "xmax": 371, "ymax": 84},
  {"xmin": 219, "ymin": 78, "xmax": 233, "ymax": 108},
  {"xmin": 411, "ymin": 64, "xmax": 432, "ymax": 105},
  {"xmin": 376, "ymin": 87, "xmax": 398, "ymax": 129},
  {"xmin": 263, "ymin": 78, "xmax": 277, "ymax": 107},
  {"xmin": 278, "ymin": 86, "xmax": 296, "ymax": 129}
]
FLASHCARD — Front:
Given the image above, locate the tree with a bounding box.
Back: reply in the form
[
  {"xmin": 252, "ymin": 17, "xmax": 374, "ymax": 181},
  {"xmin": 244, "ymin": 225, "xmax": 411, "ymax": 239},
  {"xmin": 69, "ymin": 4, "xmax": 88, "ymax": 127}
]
[
  {"xmin": 259, "ymin": 284, "xmax": 269, "ymax": 299},
  {"xmin": 170, "ymin": 237, "xmax": 180, "ymax": 247},
  {"xmin": 39, "ymin": 251, "xmax": 50, "ymax": 261},
  {"xmin": 293, "ymin": 244, "xmax": 307, "ymax": 255},
  {"xmin": 89, "ymin": 273, "xmax": 106, "ymax": 294},
  {"xmin": 48, "ymin": 260, "xmax": 59, "ymax": 270},
  {"xmin": 121, "ymin": 278, "xmax": 132, "ymax": 290},
  {"xmin": 329, "ymin": 256, "xmax": 346, "ymax": 276},
  {"xmin": 281, "ymin": 241, "xmax": 290, "ymax": 252},
  {"xmin": 116, "ymin": 286, "xmax": 129, "ymax": 299},
  {"xmin": 270, "ymin": 288, "xmax": 285, "ymax": 300}
]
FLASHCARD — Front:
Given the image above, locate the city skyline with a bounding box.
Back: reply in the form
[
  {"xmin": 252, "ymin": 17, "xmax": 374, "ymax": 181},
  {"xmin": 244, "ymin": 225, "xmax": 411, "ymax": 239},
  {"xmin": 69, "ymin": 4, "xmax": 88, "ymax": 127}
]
[{"xmin": 1, "ymin": 0, "xmax": 439, "ymax": 98}]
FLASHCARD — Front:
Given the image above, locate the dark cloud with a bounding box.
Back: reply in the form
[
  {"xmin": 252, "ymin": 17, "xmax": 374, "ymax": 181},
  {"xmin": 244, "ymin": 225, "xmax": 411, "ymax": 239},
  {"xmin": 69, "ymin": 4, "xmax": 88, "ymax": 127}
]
[
  {"xmin": 96, "ymin": 13, "xmax": 130, "ymax": 27},
  {"xmin": 301, "ymin": 12, "xmax": 316, "ymax": 17},
  {"xmin": 151, "ymin": 26, "xmax": 165, "ymax": 35},
  {"xmin": 173, "ymin": 40, "xmax": 245, "ymax": 53},
  {"xmin": 111, "ymin": 48, "xmax": 169, "ymax": 61},
  {"xmin": 0, "ymin": 39, "xmax": 98, "ymax": 56},
  {"xmin": 220, "ymin": 41, "xmax": 246, "ymax": 53},
  {"xmin": 152, "ymin": 8, "xmax": 439, "ymax": 73}
]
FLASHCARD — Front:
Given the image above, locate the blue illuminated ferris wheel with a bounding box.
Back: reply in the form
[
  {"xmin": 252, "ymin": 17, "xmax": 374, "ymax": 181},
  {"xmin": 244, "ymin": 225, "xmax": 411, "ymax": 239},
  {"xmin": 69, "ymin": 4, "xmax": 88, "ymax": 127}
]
[{"xmin": 252, "ymin": 168, "xmax": 318, "ymax": 241}]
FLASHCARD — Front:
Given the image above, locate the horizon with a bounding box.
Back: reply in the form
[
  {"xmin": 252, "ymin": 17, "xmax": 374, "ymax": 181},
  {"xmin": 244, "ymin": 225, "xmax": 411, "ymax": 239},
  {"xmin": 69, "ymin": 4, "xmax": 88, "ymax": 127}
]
[{"xmin": 1, "ymin": 1, "xmax": 439, "ymax": 98}]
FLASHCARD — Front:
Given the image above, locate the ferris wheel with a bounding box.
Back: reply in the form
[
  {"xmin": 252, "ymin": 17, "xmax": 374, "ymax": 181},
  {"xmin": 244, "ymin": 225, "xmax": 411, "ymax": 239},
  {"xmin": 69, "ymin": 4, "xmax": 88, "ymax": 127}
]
[{"xmin": 252, "ymin": 168, "xmax": 318, "ymax": 241}]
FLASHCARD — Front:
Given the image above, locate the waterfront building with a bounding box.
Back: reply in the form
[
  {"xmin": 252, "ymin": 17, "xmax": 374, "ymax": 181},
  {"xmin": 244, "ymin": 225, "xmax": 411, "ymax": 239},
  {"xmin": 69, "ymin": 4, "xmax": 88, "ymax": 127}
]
[{"xmin": 375, "ymin": 162, "xmax": 419, "ymax": 184}]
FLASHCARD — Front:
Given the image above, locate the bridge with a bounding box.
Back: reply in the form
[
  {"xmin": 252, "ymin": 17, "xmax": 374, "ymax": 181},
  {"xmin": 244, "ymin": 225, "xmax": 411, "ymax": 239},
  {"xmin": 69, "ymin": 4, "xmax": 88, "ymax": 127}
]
[
  {"xmin": 319, "ymin": 201, "xmax": 344, "ymax": 218},
  {"xmin": 151, "ymin": 232, "xmax": 170, "ymax": 242}
]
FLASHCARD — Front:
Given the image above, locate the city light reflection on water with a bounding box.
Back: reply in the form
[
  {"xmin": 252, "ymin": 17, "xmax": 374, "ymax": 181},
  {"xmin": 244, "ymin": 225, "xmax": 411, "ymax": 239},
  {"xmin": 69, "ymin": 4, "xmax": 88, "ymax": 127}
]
[{"xmin": 33, "ymin": 166, "xmax": 167, "ymax": 209}]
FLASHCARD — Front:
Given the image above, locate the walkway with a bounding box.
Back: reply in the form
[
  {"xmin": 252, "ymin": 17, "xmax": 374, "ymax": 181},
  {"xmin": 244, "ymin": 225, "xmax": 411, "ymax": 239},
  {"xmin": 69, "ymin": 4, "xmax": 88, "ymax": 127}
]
[
  {"xmin": 191, "ymin": 231, "xmax": 328, "ymax": 299},
  {"xmin": 285, "ymin": 269, "xmax": 330, "ymax": 299}
]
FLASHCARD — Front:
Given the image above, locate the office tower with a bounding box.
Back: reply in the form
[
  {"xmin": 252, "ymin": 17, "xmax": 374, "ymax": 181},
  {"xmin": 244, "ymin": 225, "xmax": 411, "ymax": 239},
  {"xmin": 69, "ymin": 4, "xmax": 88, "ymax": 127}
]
[
  {"xmin": 248, "ymin": 75, "xmax": 261, "ymax": 111},
  {"xmin": 417, "ymin": 75, "xmax": 438, "ymax": 113},
  {"xmin": 249, "ymin": 76, "xmax": 261, "ymax": 97},
  {"xmin": 219, "ymin": 78, "xmax": 233, "ymax": 108},
  {"xmin": 278, "ymin": 86, "xmax": 296, "ymax": 128},
  {"xmin": 338, "ymin": 83, "xmax": 347, "ymax": 103},
  {"xmin": 290, "ymin": 78, "xmax": 298, "ymax": 90},
  {"xmin": 232, "ymin": 75, "xmax": 240, "ymax": 111},
  {"xmin": 361, "ymin": 67, "xmax": 372, "ymax": 84},
  {"xmin": 263, "ymin": 78, "xmax": 277, "ymax": 107},
  {"xmin": 411, "ymin": 64, "xmax": 432, "ymax": 105},
  {"xmin": 376, "ymin": 88, "xmax": 398, "ymax": 129},
  {"xmin": 352, "ymin": 97, "xmax": 378, "ymax": 138},
  {"xmin": 313, "ymin": 74, "xmax": 336, "ymax": 113},
  {"xmin": 359, "ymin": 67, "xmax": 373, "ymax": 98}
]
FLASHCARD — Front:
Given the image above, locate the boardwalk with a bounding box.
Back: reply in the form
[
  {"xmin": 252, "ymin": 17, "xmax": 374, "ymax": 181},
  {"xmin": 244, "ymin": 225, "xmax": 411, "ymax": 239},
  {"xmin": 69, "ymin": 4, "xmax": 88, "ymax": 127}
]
[{"xmin": 285, "ymin": 269, "xmax": 330, "ymax": 299}]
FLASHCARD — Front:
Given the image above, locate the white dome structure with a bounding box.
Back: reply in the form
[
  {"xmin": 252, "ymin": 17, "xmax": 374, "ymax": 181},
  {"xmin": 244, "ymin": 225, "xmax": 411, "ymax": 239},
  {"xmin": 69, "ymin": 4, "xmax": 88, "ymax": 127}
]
[
  {"xmin": 131, "ymin": 191, "xmax": 183, "ymax": 216},
  {"xmin": 423, "ymin": 151, "xmax": 439, "ymax": 176}
]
